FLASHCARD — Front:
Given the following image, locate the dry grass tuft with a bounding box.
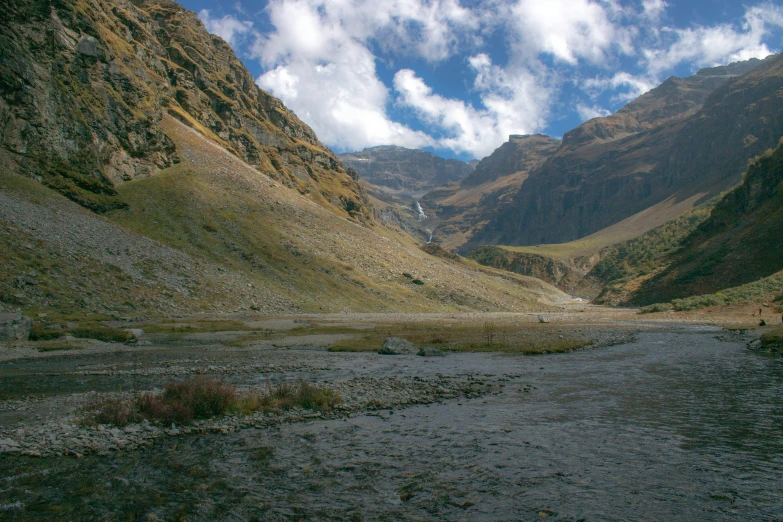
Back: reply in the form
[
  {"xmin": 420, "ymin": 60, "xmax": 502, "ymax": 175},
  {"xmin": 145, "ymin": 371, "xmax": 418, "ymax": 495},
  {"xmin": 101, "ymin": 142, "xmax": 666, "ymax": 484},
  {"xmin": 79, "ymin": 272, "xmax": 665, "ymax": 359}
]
[{"xmin": 84, "ymin": 377, "xmax": 341, "ymax": 427}]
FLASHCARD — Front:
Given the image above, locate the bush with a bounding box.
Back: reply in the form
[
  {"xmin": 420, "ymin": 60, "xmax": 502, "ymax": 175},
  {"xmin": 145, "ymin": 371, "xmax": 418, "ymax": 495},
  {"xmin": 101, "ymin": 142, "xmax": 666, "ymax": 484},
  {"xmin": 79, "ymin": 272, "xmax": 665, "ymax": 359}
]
[
  {"xmin": 235, "ymin": 380, "xmax": 341, "ymax": 413},
  {"xmin": 84, "ymin": 377, "xmax": 341, "ymax": 427},
  {"xmin": 138, "ymin": 376, "xmax": 237, "ymax": 424},
  {"xmin": 68, "ymin": 325, "xmax": 135, "ymax": 342},
  {"xmin": 639, "ymin": 303, "xmax": 674, "ymax": 314}
]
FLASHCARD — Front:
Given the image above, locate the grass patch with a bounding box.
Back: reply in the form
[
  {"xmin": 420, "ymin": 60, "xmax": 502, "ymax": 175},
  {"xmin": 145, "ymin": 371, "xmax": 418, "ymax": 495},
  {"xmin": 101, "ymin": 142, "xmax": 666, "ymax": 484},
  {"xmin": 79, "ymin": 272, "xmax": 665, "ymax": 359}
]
[
  {"xmin": 233, "ymin": 380, "xmax": 341, "ymax": 414},
  {"xmin": 84, "ymin": 377, "xmax": 341, "ymax": 427},
  {"xmin": 35, "ymin": 340, "xmax": 88, "ymax": 352},
  {"xmin": 327, "ymin": 322, "xmax": 594, "ymax": 354},
  {"xmin": 28, "ymin": 322, "xmax": 134, "ymax": 342},
  {"xmin": 639, "ymin": 302, "xmax": 674, "ymax": 314},
  {"xmin": 140, "ymin": 319, "xmax": 252, "ymax": 334}
]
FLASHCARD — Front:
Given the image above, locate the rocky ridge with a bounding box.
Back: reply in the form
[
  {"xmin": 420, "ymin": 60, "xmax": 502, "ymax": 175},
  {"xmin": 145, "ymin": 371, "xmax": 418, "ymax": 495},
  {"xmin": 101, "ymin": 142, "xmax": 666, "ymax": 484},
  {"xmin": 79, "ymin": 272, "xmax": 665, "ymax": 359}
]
[
  {"xmin": 473, "ymin": 56, "xmax": 781, "ymax": 247},
  {"xmin": 339, "ymin": 146, "xmax": 475, "ymax": 198},
  {"xmin": 423, "ymin": 134, "xmax": 560, "ymax": 251},
  {"xmin": 0, "ymin": 0, "xmax": 370, "ymax": 221}
]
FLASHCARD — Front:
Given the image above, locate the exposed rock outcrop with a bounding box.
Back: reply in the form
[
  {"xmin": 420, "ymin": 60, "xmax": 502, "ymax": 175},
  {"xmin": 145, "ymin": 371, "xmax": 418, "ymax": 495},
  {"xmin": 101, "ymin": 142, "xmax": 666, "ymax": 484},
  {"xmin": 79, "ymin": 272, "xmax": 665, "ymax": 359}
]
[
  {"xmin": 423, "ymin": 135, "xmax": 560, "ymax": 251},
  {"xmin": 0, "ymin": 311, "xmax": 33, "ymax": 341},
  {"xmin": 339, "ymin": 146, "xmax": 474, "ymax": 197},
  {"xmin": 474, "ymin": 56, "xmax": 780, "ymax": 246},
  {"xmin": 0, "ymin": 0, "xmax": 370, "ymax": 221}
]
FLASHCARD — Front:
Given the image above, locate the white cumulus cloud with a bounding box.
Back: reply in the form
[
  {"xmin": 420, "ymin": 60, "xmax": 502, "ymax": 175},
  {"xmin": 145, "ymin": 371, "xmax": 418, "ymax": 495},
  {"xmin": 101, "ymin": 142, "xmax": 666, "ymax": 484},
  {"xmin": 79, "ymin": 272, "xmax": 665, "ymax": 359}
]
[
  {"xmin": 198, "ymin": 10, "xmax": 253, "ymax": 48},
  {"xmin": 201, "ymin": 0, "xmax": 783, "ymax": 159}
]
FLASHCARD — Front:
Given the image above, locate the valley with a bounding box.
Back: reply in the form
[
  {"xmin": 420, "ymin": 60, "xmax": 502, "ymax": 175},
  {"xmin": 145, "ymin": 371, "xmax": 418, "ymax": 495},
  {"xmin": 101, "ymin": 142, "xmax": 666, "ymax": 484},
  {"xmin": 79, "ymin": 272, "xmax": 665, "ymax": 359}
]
[{"xmin": 1, "ymin": 0, "xmax": 783, "ymax": 519}]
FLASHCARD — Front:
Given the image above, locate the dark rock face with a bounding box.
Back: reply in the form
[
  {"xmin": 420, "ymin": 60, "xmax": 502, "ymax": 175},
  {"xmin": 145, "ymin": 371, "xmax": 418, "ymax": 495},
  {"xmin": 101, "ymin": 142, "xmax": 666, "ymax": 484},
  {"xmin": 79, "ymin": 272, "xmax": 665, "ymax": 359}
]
[
  {"xmin": 460, "ymin": 134, "xmax": 560, "ymax": 187},
  {"xmin": 339, "ymin": 146, "xmax": 474, "ymax": 196},
  {"xmin": 423, "ymin": 135, "xmax": 559, "ymax": 251},
  {"xmin": 475, "ymin": 55, "xmax": 781, "ymax": 246},
  {"xmin": 0, "ymin": 0, "xmax": 370, "ymax": 221},
  {"xmin": 0, "ymin": 312, "xmax": 33, "ymax": 341},
  {"xmin": 467, "ymin": 246, "xmax": 602, "ymax": 298}
]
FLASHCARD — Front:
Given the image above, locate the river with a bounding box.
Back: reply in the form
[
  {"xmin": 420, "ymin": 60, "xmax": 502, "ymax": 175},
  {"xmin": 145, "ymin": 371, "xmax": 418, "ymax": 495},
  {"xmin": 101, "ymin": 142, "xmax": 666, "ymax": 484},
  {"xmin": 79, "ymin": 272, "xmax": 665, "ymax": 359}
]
[{"xmin": 1, "ymin": 326, "xmax": 782, "ymax": 520}]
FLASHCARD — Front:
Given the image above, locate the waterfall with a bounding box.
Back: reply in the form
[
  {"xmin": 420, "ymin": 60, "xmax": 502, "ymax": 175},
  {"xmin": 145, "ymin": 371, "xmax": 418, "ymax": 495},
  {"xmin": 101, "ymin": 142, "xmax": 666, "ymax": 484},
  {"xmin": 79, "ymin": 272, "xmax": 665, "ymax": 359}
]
[{"xmin": 413, "ymin": 201, "xmax": 427, "ymax": 221}]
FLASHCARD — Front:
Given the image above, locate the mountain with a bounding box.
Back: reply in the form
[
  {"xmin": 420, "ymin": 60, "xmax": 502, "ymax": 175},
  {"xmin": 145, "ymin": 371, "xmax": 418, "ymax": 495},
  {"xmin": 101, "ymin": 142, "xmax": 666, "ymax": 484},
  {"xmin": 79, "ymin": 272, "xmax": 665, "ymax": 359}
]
[
  {"xmin": 471, "ymin": 56, "xmax": 780, "ymax": 247},
  {"xmin": 628, "ymin": 139, "xmax": 783, "ymax": 305},
  {"xmin": 422, "ymin": 134, "xmax": 560, "ymax": 251},
  {"xmin": 338, "ymin": 146, "xmax": 475, "ymax": 198},
  {"xmin": 0, "ymin": 0, "xmax": 371, "ymax": 222},
  {"xmin": 0, "ymin": 0, "xmax": 565, "ymax": 316}
]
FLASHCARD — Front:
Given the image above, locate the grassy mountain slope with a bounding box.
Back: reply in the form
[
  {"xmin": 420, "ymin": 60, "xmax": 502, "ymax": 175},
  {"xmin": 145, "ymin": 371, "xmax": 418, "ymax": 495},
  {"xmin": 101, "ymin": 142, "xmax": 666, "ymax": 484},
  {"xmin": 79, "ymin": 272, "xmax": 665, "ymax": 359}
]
[
  {"xmin": 473, "ymin": 56, "xmax": 780, "ymax": 247},
  {"xmin": 0, "ymin": 116, "xmax": 568, "ymax": 317},
  {"xmin": 464, "ymin": 191, "xmax": 710, "ymax": 297},
  {"xmin": 630, "ymin": 139, "xmax": 783, "ymax": 305},
  {"xmin": 0, "ymin": 0, "xmax": 370, "ymax": 222}
]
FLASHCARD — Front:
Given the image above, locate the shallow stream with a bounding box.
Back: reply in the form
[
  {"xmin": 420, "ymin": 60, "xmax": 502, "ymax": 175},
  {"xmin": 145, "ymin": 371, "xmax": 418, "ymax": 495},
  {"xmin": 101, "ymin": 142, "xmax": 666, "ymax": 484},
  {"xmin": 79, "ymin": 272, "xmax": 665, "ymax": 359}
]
[{"xmin": 1, "ymin": 326, "xmax": 782, "ymax": 520}]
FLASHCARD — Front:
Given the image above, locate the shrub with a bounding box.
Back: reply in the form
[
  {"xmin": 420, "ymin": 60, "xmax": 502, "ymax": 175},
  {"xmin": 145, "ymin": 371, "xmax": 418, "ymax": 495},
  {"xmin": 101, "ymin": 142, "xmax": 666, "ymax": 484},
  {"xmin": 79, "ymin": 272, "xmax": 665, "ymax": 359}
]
[
  {"xmin": 68, "ymin": 325, "xmax": 135, "ymax": 342},
  {"xmin": 235, "ymin": 380, "xmax": 341, "ymax": 414},
  {"xmin": 640, "ymin": 302, "xmax": 674, "ymax": 314},
  {"xmin": 84, "ymin": 377, "xmax": 341, "ymax": 427},
  {"xmin": 138, "ymin": 377, "xmax": 237, "ymax": 424}
]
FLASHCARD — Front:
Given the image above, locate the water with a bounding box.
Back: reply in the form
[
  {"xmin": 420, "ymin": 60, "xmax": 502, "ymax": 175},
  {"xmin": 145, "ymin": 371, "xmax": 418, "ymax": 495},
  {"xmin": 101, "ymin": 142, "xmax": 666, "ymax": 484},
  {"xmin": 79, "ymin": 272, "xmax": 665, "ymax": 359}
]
[{"xmin": 2, "ymin": 328, "xmax": 782, "ymax": 520}]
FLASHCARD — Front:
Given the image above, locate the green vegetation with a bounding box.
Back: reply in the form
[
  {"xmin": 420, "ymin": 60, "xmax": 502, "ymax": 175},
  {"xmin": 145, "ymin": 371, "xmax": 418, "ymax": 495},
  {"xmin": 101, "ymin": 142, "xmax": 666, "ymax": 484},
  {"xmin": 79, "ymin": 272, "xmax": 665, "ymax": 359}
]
[
  {"xmin": 84, "ymin": 377, "xmax": 341, "ymax": 427},
  {"xmin": 638, "ymin": 269, "xmax": 783, "ymax": 312},
  {"xmin": 327, "ymin": 322, "xmax": 593, "ymax": 354},
  {"xmin": 29, "ymin": 322, "xmax": 134, "ymax": 342},
  {"xmin": 630, "ymin": 140, "xmax": 783, "ymax": 305},
  {"xmin": 591, "ymin": 199, "xmax": 717, "ymax": 285},
  {"xmin": 139, "ymin": 319, "xmax": 251, "ymax": 334}
]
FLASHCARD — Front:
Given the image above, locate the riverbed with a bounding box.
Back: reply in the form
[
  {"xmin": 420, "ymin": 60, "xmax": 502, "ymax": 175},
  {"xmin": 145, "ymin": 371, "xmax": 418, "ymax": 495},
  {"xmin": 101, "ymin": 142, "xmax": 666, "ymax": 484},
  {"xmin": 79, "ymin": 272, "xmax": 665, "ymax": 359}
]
[{"xmin": 1, "ymin": 325, "xmax": 782, "ymax": 520}]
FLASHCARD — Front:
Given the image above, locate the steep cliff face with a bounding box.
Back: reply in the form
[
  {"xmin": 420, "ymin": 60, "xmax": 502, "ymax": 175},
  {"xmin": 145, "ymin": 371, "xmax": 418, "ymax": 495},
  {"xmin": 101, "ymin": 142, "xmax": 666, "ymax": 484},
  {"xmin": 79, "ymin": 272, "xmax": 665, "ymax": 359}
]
[
  {"xmin": 629, "ymin": 139, "xmax": 783, "ymax": 305},
  {"xmin": 423, "ymin": 134, "xmax": 560, "ymax": 251},
  {"xmin": 0, "ymin": 0, "xmax": 370, "ymax": 221},
  {"xmin": 338, "ymin": 146, "xmax": 474, "ymax": 197},
  {"xmin": 474, "ymin": 56, "xmax": 780, "ymax": 246}
]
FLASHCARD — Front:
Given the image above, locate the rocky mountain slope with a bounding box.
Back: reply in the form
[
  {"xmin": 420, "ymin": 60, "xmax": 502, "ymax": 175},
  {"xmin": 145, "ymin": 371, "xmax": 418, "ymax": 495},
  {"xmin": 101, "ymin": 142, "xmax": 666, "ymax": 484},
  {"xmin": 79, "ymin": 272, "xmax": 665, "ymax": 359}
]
[
  {"xmin": 628, "ymin": 139, "xmax": 783, "ymax": 305},
  {"xmin": 338, "ymin": 146, "xmax": 474, "ymax": 198},
  {"xmin": 422, "ymin": 134, "xmax": 560, "ymax": 251},
  {"xmin": 472, "ymin": 56, "xmax": 779, "ymax": 247},
  {"xmin": 0, "ymin": 117, "xmax": 567, "ymax": 316},
  {"xmin": 0, "ymin": 0, "xmax": 370, "ymax": 222}
]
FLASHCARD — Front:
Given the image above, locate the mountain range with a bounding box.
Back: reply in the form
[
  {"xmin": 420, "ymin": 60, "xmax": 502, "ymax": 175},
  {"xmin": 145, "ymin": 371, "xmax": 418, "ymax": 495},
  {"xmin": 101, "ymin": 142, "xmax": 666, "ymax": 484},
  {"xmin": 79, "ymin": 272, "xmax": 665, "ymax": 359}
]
[
  {"xmin": 0, "ymin": 0, "xmax": 566, "ymax": 316},
  {"xmin": 1, "ymin": 0, "xmax": 782, "ymax": 318}
]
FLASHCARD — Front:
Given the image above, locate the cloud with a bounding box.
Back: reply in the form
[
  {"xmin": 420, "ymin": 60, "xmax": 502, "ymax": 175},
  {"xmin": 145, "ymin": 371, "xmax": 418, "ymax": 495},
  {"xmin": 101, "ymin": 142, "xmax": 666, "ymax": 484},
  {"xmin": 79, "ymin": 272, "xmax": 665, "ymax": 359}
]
[
  {"xmin": 392, "ymin": 55, "xmax": 552, "ymax": 157},
  {"xmin": 198, "ymin": 10, "xmax": 253, "ymax": 48},
  {"xmin": 506, "ymin": 0, "xmax": 631, "ymax": 65},
  {"xmin": 244, "ymin": 0, "xmax": 783, "ymax": 159},
  {"xmin": 576, "ymin": 103, "xmax": 612, "ymax": 121},
  {"xmin": 642, "ymin": 4, "xmax": 783, "ymax": 75}
]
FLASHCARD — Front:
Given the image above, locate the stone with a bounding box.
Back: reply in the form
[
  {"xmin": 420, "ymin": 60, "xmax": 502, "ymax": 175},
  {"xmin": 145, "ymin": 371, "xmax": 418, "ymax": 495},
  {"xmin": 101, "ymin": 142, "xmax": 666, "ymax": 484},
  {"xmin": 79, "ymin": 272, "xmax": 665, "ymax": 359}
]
[
  {"xmin": 0, "ymin": 438, "xmax": 20, "ymax": 448},
  {"xmin": 418, "ymin": 346, "xmax": 445, "ymax": 357},
  {"xmin": 538, "ymin": 315, "xmax": 550, "ymax": 324},
  {"xmin": 0, "ymin": 312, "xmax": 33, "ymax": 341},
  {"xmin": 379, "ymin": 337, "xmax": 415, "ymax": 355},
  {"xmin": 76, "ymin": 35, "xmax": 101, "ymax": 57}
]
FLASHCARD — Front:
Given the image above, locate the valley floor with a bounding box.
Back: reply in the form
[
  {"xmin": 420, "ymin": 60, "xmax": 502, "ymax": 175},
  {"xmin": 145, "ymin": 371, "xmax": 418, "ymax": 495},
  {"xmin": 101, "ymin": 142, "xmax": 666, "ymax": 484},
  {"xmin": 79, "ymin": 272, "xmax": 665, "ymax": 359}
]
[{"xmin": 0, "ymin": 307, "xmax": 781, "ymax": 520}]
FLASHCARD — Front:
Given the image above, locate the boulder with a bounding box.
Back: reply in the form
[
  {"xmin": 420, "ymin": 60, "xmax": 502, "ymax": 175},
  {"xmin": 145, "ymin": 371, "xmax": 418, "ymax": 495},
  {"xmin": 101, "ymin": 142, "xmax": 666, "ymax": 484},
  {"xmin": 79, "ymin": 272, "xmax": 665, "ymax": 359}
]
[
  {"xmin": 538, "ymin": 315, "xmax": 550, "ymax": 324},
  {"xmin": 418, "ymin": 346, "xmax": 445, "ymax": 357},
  {"xmin": 379, "ymin": 337, "xmax": 416, "ymax": 355},
  {"xmin": 0, "ymin": 312, "xmax": 33, "ymax": 341}
]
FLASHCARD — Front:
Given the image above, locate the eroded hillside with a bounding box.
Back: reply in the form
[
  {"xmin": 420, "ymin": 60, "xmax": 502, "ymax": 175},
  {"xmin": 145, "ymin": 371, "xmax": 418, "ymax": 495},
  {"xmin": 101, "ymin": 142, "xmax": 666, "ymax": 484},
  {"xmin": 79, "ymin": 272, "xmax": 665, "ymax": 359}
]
[
  {"xmin": 473, "ymin": 56, "xmax": 780, "ymax": 247},
  {"xmin": 0, "ymin": 0, "xmax": 370, "ymax": 221},
  {"xmin": 0, "ymin": 117, "xmax": 568, "ymax": 316}
]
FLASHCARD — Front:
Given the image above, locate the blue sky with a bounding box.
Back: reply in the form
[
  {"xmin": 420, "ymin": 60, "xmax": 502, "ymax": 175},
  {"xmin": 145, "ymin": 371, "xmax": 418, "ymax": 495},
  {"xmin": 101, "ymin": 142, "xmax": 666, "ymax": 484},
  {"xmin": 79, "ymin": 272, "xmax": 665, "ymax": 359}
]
[{"xmin": 179, "ymin": 0, "xmax": 783, "ymax": 161}]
